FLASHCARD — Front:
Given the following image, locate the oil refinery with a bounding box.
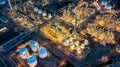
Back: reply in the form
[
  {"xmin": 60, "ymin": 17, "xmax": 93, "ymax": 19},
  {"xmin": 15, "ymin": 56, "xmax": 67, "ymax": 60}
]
[{"xmin": 0, "ymin": 0, "xmax": 120, "ymax": 67}]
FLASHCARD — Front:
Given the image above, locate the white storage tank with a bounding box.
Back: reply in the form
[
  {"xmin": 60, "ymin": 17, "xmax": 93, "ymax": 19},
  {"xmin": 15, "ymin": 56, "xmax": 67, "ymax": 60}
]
[
  {"xmin": 105, "ymin": 4, "xmax": 112, "ymax": 10},
  {"xmin": 19, "ymin": 48, "xmax": 30, "ymax": 59},
  {"xmin": 27, "ymin": 55, "xmax": 37, "ymax": 67},
  {"xmin": 63, "ymin": 39, "xmax": 70, "ymax": 46},
  {"xmin": 38, "ymin": 9, "xmax": 42, "ymax": 14},
  {"xmin": 70, "ymin": 44, "xmax": 75, "ymax": 49},
  {"xmin": 101, "ymin": 0, "xmax": 108, "ymax": 6},
  {"xmin": 75, "ymin": 41, "xmax": 79, "ymax": 46},
  {"xmin": 38, "ymin": 47, "xmax": 47, "ymax": 58},
  {"xmin": 69, "ymin": 37, "xmax": 73, "ymax": 42},
  {"xmin": 81, "ymin": 44, "xmax": 85, "ymax": 49},
  {"xmin": 0, "ymin": 0, "xmax": 6, "ymax": 5},
  {"xmin": 77, "ymin": 48, "xmax": 81, "ymax": 54},
  {"xmin": 42, "ymin": 11, "xmax": 47, "ymax": 17},
  {"xmin": 30, "ymin": 41, "xmax": 39, "ymax": 52},
  {"xmin": 33, "ymin": 7, "xmax": 38, "ymax": 12},
  {"xmin": 84, "ymin": 39, "xmax": 89, "ymax": 46},
  {"xmin": 48, "ymin": 13, "xmax": 52, "ymax": 19}
]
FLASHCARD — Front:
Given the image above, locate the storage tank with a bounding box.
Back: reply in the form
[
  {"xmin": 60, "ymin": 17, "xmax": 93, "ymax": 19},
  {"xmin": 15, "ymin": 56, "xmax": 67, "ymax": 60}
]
[
  {"xmin": 70, "ymin": 44, "xmax": 75, "ymax": 49},
  {"xmin": 84, "ymin": 39, "xmax": 89, "ymax": 46},
  {"xmin": 117, "ymin": 45, "xmax": 120, "ymax": 50},
  {"xmin": 105, "ymin": 4, "xmax": 112, "ymax": 9},
  {"xmin": 38, "ymin": 47, "xmax": 47, "ymax": 58},
  {"xmin": 27, "ymin": 55, "xmax": 37, "ymax": 67},
  {"xmin": 75, "ymin": 41, "xmax": 79, "ymax": 46},
  {"xmin": 81, "ymin": 44, "xmax": 85, "ymax": 49},
  {"xmin": 33, "ymin": 7, "xmax": 38, "ymax": 12},
  {"xmin": 38, "ymin": 9, "xmax": 42, "ymax": 14},
  {"xmin": 77, "ymin": 48, "xmax": 81, "ymax": 54},
  {"xmin": 63, "ymin": 39, "xmax": 70, "ymax": 46},
  {"xmin": 30, "ymin": 41, "xmax": 39, "ymax": 52},
  {"xmin": 19, "ymin": 48, "xmax": 30, "ymax": 59},
  {"xmin": 48, "ymin": 13, "xmax": 52, "ymax": 19},
  {"xmin": 42, "ymin": 11, "xmax": 47, "ymax": 17},
  {"xmin": 101, "ymin": 0, "xmax": 108, "ymax": 6},
  {"xmin": 0, "ymin": 0, "xmax": 6, "ymax": 5}
]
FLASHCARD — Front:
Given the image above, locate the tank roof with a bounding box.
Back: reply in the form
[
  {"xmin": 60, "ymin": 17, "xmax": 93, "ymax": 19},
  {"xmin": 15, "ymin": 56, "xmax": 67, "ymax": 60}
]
[
  {"xmin": 19, "ymin": 48, "xmax": 28, "ymax": 55},
  {"xmin": 27, "ymin": 55, "xmax": 37, "ymax": 63},
  {"xmin": 38, "ymin": 47, "xmax": 47, "ymax": 54},
  {"xmin": 30, "ymin": 41, "xmax": 39, "ymax": 47}
]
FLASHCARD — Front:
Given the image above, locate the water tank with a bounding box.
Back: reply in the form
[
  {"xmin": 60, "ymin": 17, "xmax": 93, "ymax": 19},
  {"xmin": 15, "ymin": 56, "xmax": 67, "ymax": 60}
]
[
  {"xmin": 33, "ymin": 7, "xmax": 38, "ymax": 12},
  {"xmin": 42, "ymin": 11, "xmax": 47, "ymax": 17},
  {"xmin": 30, "ymin": 41, "xmax": 39, "ymax": 52},
  {"xmin": 19, "ymin": 48, "xmax": 30, "ymax": 59},
  {"xmin": 38, "ymin": 47, "xmax": 47, "ymax": 58},
  {"xmin": 27, "ymin": 55, "xmax": 37, "ymax": 67},
  {"xmin": 63, "ymin": 39, "xmax": 70, "ymax": 46},
  {"xmin": 38, "ymin": 9, "xmax": 42, "ymax": 14},
  {"xmin": 105, "ymin": 4, "xmax": 112, "ymax": 9}
]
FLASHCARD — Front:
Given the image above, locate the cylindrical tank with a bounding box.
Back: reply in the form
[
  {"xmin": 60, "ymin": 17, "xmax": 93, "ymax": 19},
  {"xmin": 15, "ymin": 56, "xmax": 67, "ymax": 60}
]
[
  {"xmin": 101, "ymin": 0, "xmax": 108, "ymax": 6},
  {"xmin": 42, "ymin": 11, "xmax": 47, "ymax": 17},
  {"xmin": 19, "ymin": 48, "xmax": 30, "ymax": 59},
  {"xmin": 38, "ymin": 47, "xmax": 47, "ymax": 58},
  {"xmin": 33, "ymin": 7, "xmax": 38, "ymax": 12},
  {"xmin": 70, "ymin": 44, "xmax": 75, "ymax": 49},
  {"xmin": 84, "ymin": 39, "xmax": 89, "ymax": 46},
  {"xmin": 27, "ymin": 55, "xmax": 37, "ymax": 67},
  {"xmin": 0, "ymin": 0, "xmax": 6, "ymax": 5},
  {"xmin": 118, "ymin": 45, "xmax": 120, "ymax": 50},
  {"xmin": 105, "ymin": 4, "xmax": 112, "ymax": 9},
  {"xmin": 77, "ymin": 48, "xmax": 81, "ymax": 54},
  {"xmin": 75, "ymin": 41, "xmax": 79, "ymax": 46},
  {"xmin": 81, "ymin": 44, "xmax": 85, "ymax": 49},
  {"xmin": 38, "ymin": 9, "xmax": 42, "ymax": 14},
  {"xmin": 30, "ymin": 41, "xmax": 39, "ymax": 52},
  {"xmin": 48, "ymin": 13, "xmax": 52, "ymax": 19},
  {"xmin": 69, "ymin": 37, "xmax": 73, "ymax": 42},
  {"xmin": 63, "ymin": 39, "xmax": 70, "ymax": 46}
]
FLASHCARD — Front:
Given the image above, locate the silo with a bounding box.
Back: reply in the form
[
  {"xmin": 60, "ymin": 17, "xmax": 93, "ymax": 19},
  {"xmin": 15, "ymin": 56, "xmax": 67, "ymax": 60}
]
[
  {"xmin": 30, "ymin": 41, "xmax": 39, "ymax": 52},
  {"xmin": 27, "ymin": 55, "xmax": 37, "ymax": 67},
  {"xmin": 38, "ymin": 47, "xmax": 47, "ymax": 58},
  {"xmin": 19, "ymin": 48, "xmax": 30, "ymax": 59}
]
